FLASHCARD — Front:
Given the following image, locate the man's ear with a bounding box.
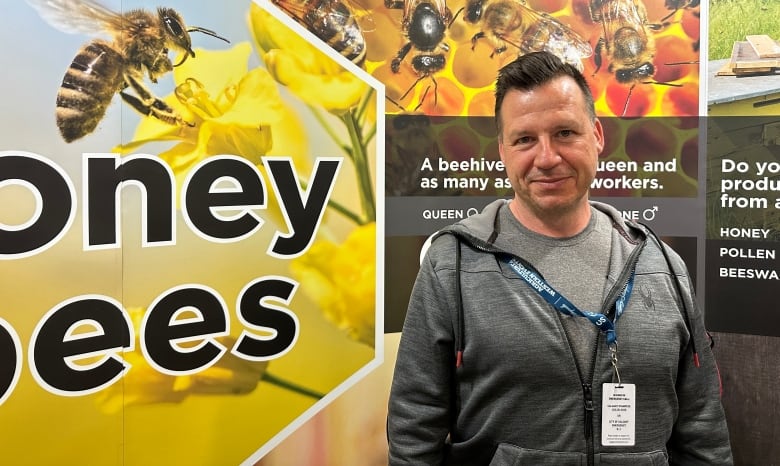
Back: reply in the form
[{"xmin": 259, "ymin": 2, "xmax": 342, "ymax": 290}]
[{"xmin": 593, "ymin": 118, "xmax": 605, "ymax": 154}]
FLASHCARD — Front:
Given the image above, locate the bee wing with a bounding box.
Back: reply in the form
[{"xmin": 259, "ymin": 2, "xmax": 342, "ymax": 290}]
[
  {"xmin": 345, "ymin": 0, "xmax": 376, "ymax": 32},
  {"xmin": 430, "ymin": 0, "xmax": 449, "ymax": 20},
  {"xmin": 545, "ymin": 31, "xmax": 592, "ymax": 71},
  {"xmin": 25, "ymin": 0, "xmax": 125, "ymax": 36},
  {"xmin": 270, "ymin": 0, "xmax": 312, "ymax": 26},
  {"xmin": 274, "ymin": 0, "xmax": 373, "ymax": 33},
  {"xmin": 538, "ymin": 16, "xmax": 592, "ymax": 57},
  {"xmin": 510, "ymin": 7, "xmax": 592, "ymax": 69},
  {"xmin": 600, "ymin": 0, "xmax": 650, "ymax": 39}
]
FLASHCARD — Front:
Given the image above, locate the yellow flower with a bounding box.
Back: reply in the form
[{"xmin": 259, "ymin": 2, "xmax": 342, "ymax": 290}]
[
  {"xmin": 290, "ymin": 223, "xmax": 376, "ymax": 346},
  {"xmin": 249, "ymin": 4, "xmax": 369, "ymax": 115},
  {"xmin": 117, "ymin": 43, "xmax": 279, "ymax": 158},
  {"xmin": 96, "ymin": 343, "xmax": 270, "ymax": 414},
  {"xmin": 95, "ymin": 308, "xmax": 269, "ymax": 414},
  {"xmin": 114, "ymin": 42, "xmax": 311, "ymax": 222}
]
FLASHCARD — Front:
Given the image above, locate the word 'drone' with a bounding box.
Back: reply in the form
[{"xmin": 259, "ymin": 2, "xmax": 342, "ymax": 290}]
[{"xmin": 0, "ymin": 151, "xmax": 343, "ymax": 259}]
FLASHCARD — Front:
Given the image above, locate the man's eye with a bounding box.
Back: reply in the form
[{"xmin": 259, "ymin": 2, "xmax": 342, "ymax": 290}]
[
  {"xmin": 517, "ymin": 136, "xmax": 532, "ymax": 144},
  {"xmin": 559, "ymin": 130, "xmax": 573, "ymax": 137}
]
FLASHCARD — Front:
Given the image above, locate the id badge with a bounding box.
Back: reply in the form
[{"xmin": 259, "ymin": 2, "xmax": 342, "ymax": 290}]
[{"xmin": 601, "ymin": 383, "xmax": 635, "ymax": 446}]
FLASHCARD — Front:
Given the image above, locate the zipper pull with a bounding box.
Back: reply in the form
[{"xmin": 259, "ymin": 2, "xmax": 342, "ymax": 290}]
[{"xmin": 583, "ymin": 383, "xmax": 594, "ymax": 438}]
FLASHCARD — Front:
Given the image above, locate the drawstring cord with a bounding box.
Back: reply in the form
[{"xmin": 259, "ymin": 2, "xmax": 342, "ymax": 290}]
[
  {"xmin": 455, "ymin": 239, "xmax": 464, "ymax": 368},
  {"xmin": 642, "ymin": 225, "xmax": 701, "ymax": 367}
]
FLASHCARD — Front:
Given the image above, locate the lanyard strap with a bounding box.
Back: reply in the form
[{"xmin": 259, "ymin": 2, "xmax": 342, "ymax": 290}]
[{"xmin": 503, "ymin": 256, "xmax": 635, "ymax": 348}]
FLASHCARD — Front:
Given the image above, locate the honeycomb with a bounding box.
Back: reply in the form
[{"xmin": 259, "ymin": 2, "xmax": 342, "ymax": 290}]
[{"xmin": 361, "ymin": 0, "xmax": 700, "ymax": 118}]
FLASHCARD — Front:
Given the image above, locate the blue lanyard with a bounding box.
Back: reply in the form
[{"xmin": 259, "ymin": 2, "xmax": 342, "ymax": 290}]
[{"xmin": 503, "ymin": 256, "xmax": 635, "ymax": 348}]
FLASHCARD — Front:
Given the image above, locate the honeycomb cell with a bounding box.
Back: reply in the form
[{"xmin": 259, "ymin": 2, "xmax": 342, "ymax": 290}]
[
  {"xmin": 485, "ymin": 139, "xmax": 500, "ymax": 161},
  {"xmin": 625, "ymin": 120, "xmax": 676, "ymax": 165},
  {"xmin": 373, "ymin": 62, "xmax": 419, "ymax": 110},
  {"xmin": 469, "ymin": 91, "xmax": 498, "ymax": 120},
  {"xmin": 440, "ymin": 124, "xmax": 481, "ymax": 162},
  {"xmin": 680, "ymin": 135, "xmax": 699, "ymax": 179},
  {"xmin": 416, "ymin": 78, "xmax": 466, "ymax": 116},
  {"xmin": 654, "ymin": 35, "xmax": 698, "ymax": 84},
  {"xmin": 680, "ymin": 8, "xmax": 700, "ymax": 42},
  {"xmin": 467, "ymin": 112, "xmax": 498, "ymax": 138},
  {"xmin": 677, "ymin": 116, "xmax": 699, "ymax": 131},
  {"xmin": 663, "ymin": 86, "xmax": 699, "ymax": 117},
  {"xmin": 453, "ymin": 46, "xmax": 501, "ymax": 89},
  {"xmin": 599, "ymin": 118, "xmax": 627, "ymax": 159},
  {"xmin": 364, "ymin": 13, "xmax": 404, "ymax": 62},
  {"xmin": 605, "ymin": 80, "xmax": 653, "ymax": 117}
]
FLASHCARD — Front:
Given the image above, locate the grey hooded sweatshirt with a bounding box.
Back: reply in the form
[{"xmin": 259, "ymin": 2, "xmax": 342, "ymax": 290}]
[{"xmin": 388, "ymin": 199, "xmax": 732, "ymax": 466}]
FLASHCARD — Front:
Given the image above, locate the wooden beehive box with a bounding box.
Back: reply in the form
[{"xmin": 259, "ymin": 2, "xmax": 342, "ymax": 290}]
[{"xmin": 716, "ymin": 35, "xmax": 780, "ymax": 76}]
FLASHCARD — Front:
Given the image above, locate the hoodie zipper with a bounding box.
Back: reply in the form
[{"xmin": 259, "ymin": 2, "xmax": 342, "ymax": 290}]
[
  {"xmin": 559, "ymin": 317, "xmax": 599, "ymax": 466},
  {"xmin": 556, "ymin": 242, "xmax": 645, "ymax": 466},
  {"xmin": 582, "ymin": 382, "xmax": 595, "ymax": 465}
]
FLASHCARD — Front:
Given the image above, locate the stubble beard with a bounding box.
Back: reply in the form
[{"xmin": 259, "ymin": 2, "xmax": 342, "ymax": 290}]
[{"xmin": 513, "ymin": 189, "xmax": 590, "ymax": 232}]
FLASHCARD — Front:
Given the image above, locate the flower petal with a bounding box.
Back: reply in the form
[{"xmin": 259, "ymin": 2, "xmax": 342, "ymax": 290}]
[
  {"xmin": 213, "ymin": 67, "xmax": 285, "ymax": 127},
  {"xmin": 264, "ymin": 49, "xmax": 368, "ymax": 114},
  {"xmin": 173, "ymin": 43, "xmax": 254, "ymax": 97},
  {"xmin": 290, "ymin": 223, "xmax": 376, "ymax": 346},
  {"xmin": 249, "ymin": 4, "xmax": 314, "ymax": 58}
]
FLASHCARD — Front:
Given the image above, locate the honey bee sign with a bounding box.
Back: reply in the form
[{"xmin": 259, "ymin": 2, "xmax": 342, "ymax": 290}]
[{"xmin": 0, "ymin": 0, "xmax": 383, "ymax": 464}]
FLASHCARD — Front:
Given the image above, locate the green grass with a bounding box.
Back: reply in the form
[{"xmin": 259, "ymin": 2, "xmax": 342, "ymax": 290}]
[{"xmin": 709, "ymin": 0, "xmax": 780, "ymax": 59}]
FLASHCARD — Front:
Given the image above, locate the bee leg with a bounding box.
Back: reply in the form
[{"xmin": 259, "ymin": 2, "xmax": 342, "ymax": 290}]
[
  {"xmin": 593, "ymin": 37, "xmax": 606, "ymax": 75},
  {"xmin": 449, "ymin": 7, "xmax": 464, "ymax": 27},
  {"xmin": 492, "ymin": 42, "xmax": 507, "ymax": 59},
  {"xmin": 385, "ymin": 95, "xmax": 409, "ymax": 112},
  {"xmin": 470, "ymin": 31, "xmax": 484, "ymax": 51},
  {"xmin": 384, "ymin": 0, "xmax": 404, "ymax": 9},
  {"xmin": 121, "ymin": 75, "xmax": 193, "ymax": 127},
  {"xmin": 400, "ymin": 74, "xmax": 425, "ymax": 102},
  {"xmin": 147, "ymin": 52, "xmax": 174, "ymax": 84},
  {"xmin": 119, "ymin": 91, "xmax": 191, "ymax": 127},
  {"xmin": 409, "ymin": 76, "xmax": 437, "ymax": 112},
  {"xmin": 621, "ymin": 84, "xmax": 636, "ymax": 117},
  {"xmin": 588, "ymin": 0, "xmax": 604, "ymax": 22},
  {"xmin": 659, "ymin": 8, "xmax": 678, "ymax": 22},
  {"xmin": 430, "ymin": 75, "xmax": 438, "ymax": 108},
  {"xmin": 392, "ymin": 42, "xmax": 414, "ymax": 73},
  {"xmin": 647, "ymin": 20, "xmax": 670, "ymax": 32},
  {"xmin": 413, "ymin": 86, "xmax": 429, "ymax": 112}
]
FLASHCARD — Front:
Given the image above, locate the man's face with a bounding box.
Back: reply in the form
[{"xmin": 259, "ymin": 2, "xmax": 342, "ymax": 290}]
[{"xmin": 498, "ymin": 76, "xmax": 604, "ymax": 226}]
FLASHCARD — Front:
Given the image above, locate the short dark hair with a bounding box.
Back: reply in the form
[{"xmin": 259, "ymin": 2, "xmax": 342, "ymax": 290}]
[{"xmin": 494, "ymin": 51, "xmax": 596, "ymax": 132}]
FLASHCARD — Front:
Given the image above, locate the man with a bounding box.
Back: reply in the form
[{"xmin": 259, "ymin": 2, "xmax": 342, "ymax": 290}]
[{"xmin": 387, "ymin": 51, "xmax": 732, "ymax": 465}]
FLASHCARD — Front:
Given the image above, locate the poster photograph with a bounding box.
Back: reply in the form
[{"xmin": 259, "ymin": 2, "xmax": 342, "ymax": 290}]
[
  {"xmin": 704, "ymin": 1, "xmax": 780, "ymax": 463},
  {"xmin": 0, "ymin": 0, "xmax": 381, "ymax": 464},
  {"xmin": 0, "ymin": 0, "xmax": 778, "ymax": 464}
]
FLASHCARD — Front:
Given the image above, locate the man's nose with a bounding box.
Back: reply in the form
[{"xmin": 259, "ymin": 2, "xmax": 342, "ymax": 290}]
[{"xmin": 534, "ymin": 137, "xmax": 560, "ymax": 168}]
